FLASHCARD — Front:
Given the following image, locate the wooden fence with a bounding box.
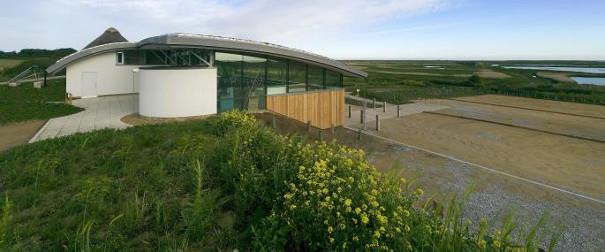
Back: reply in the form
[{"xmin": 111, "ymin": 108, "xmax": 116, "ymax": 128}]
[{"xmin": 266, "ymin": 89, "xmax": 345, "ymax": 129}]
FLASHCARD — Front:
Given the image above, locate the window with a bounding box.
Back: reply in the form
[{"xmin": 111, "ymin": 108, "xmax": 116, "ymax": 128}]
[
  {"xmin": 326, "ymin": 70, "xmax": 341, "ymax": 88},
  {"xmin": 266, "ymin": 58, "xmax": 287, "ymax": 95},
  {"xmin": 288, "ymin": 62, "xmax": 306, "ymax": 93},
  {"xmin": 116, "ymin": 52, "xmax": 124, "ymax": 64},
  {"xmin": 308, "ymin": 65, "xmax": 324, "ymax": 90}
]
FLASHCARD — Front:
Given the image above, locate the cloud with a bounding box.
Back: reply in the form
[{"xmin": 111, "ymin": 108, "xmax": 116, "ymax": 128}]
[{"xmin": 53, "ymin": 0, "xmax": 448, "ymax": 42}]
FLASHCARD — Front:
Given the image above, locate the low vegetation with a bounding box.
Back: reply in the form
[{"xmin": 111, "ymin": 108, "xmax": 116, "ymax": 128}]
[
  {"xmin": 344, "ymin": 61, "xmax": 605, "ymax": 105},
  {"xmin": 0, "ymin": 49, "xmax": 75, "ymax": 81},
  {"xmin": 0, "ymin": 79, "xmax": 82, "ymax": 125},
  {"xmin": 0, "ymin": 111, "xmax": 558, "ymax": 251}
]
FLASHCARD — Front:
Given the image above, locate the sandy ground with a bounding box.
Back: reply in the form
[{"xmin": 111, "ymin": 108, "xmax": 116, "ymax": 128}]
[
  {"xmin": 378, "ymin": 113, "xmax": 605, "ymax": 200},
  {"xmin": 455, "ymin": 95, "xmax": 605, "ymax": 119},
  {"xmin": 374, "ymin": 70, "xmax": 471, "ymax": 78},
  {"xmin": 0, "ymin": 120, "xmax": 45, "ymax": 152},
  {"xmin": 475, "ymin": 69, "xmax": 511, "ymax": 79},
  {"xmin": 537, "ymin": 71, "xmax": 575, "ymax": 83},
  {"xmin": 427, "ymin": 99, "xmax": 605, "ymax": 142}
]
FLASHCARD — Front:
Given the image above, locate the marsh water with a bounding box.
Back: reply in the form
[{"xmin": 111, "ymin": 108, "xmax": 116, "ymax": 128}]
[
  {"xmin": 503, "ymin": 66, "xmax": 605, "ymax": 85},
  {"xmin": 502, "ymin": 66, "xmax": 605, "ymax": 74},
  {"xmin": 571, "ymin": 77, "xmax": 605, "ymax": 86}
]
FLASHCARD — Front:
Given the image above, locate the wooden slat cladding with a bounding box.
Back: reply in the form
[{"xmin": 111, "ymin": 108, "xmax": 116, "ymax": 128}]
[{"xmin": 266, "ymin": 89, "xmax": 345, "ymax": 129}]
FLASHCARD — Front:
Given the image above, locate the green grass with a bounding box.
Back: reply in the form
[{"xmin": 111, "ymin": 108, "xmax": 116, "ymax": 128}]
[
  {"xmin": 0, "ymin": 48, "xmax": 75, "ymax": 81},
  {"xmin": 0, "ymin": 79, "xmax": 82, "ymax": 125},
  {"xmin": 0, "ymin": 111, "xmax": 558, "ymax": 251},
  {"xmin": 0, "ymin": 59, "xmax": 24, "ymax": 72},
  {"xmin": 344, "ymin": 61, "xmax": 605, "ymax": 105}
]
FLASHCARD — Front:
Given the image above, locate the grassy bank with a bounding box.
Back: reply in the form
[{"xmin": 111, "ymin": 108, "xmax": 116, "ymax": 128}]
[
  {"xmin": 344, "ymin": 61, "xmax": 605, "ymax": 105},
  {"xmin": 0, "ymin": 79, "xmax": 82, "ymax": 125},
  {"xmin": 0, "ymin": 111, "xmax": 558, "ymax": 251},
  {"xmin": 0, "ymin": 48, "xmax": 75, "ymax": 81}
]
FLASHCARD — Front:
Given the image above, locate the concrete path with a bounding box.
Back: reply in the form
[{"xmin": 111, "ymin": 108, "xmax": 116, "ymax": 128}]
[
  {"xmin": 30, "ymin": 95, "xmax": 138, "ymax": 142},
  {"xmin": 345, "ymin": 99, "xmax": 449, "ymax": 128}
]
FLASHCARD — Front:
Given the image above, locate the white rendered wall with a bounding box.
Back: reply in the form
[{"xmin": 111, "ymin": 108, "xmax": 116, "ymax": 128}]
[
  {"xmin": 139, "ymin": 68, "xmax": 217, "ymax": 118},
  {"xmin": 66, "ymin": 52, "xmax": 139, "ymax": 97}
]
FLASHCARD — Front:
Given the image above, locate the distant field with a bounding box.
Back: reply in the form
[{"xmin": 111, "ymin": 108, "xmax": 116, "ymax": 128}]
[
  {"xmin": 343, "ymin": 60, "xmax": 605, "ymax": 105},
  {"xmin": 0, "ymin": 58, "xmax": 24, "ymax": 71}
]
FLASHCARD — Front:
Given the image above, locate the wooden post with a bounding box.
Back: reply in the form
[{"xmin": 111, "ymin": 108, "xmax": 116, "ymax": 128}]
[
  {"xmin": 357, "ymin": 128, "xmax": 362, "ymax": 140},
  {"xmin": 376, "ymin": 115, "xmax": 380, "ymax": 131},
  {"xmin": 307, "ymin": 121, "xmax": 311, "ymax": 132},
  {"xmin": 362, "ymin": 110, "xmax": 366, "ymax": 130},
  {"xmin": 319, "ymin": 130, "xmax": 323, "ymax": 141},
  {"xmin": 383, "ymin": 101, "xmax": 386, "ymax": 112},
  {"xmin": 360, "ymin": 109, "xmax": 364, "ymax": 123},
  {"xmin": 348, "ymin": 105, "xmax": 352, "ymax": 118},
  {"xmin": 397, "ymin": 104, "xmax": 400, "ymax": 118}
]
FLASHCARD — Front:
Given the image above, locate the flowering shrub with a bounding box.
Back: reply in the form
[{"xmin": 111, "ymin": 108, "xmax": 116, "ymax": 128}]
[
  {"xmin": 214, "ymin": 110, "xmax": 258, "ymax": 137},
  {"xmin": 256, "ymin": 141, "xmax": 418, "ymax": 250}
]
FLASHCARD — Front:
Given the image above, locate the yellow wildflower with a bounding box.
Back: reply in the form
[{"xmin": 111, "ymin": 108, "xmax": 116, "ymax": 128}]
[
  {"xmin": 344, "ymin": 198, "xmax": 352, "ymax": 207},
  {"xmin": 361, "ymin": 214, "xmax": 369, "ymax": 224}
]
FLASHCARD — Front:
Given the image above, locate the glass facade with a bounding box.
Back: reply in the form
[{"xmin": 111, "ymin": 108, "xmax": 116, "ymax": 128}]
[
  {"xmin": 121, "ymin": 49, "xmax": 211, "ymax": 66},
  {"xmin": 215, "ymin": 51, "xmax": 344, "ymax": 112},
  {"xmin": 119, "ymin": 48, "xmax": 343, "ymax": 113}
]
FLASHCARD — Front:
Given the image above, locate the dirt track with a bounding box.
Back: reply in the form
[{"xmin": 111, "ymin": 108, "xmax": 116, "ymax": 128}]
[
  {"xmin": 378, "ymin": 112, "xmax": 605, "ymax": 201},
  {"xmin": 429, "ymin": 99, "xmax": 605, "ymax": 142},
  {"xmin": 0, "ymin": 120, "xmax": 45, "ymax": 152},
  {"xmin": 455, "ymin": 95, "xmax": 605, "ymax": 118}
]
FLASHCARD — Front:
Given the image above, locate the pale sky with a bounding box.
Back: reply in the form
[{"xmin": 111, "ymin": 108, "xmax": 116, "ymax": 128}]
[{"xmin": 1, "ymin": 0, "xmax": 604, "ymax": 60}]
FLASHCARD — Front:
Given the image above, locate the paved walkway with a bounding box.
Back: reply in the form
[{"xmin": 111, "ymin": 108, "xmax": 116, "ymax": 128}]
[
  {"xmin": 30, "ymin": 95, "xmax": 138, "ymax": 142},
  {"xmin": 345, "ymin": 99, "xmax": 449, "ymax": 129}
]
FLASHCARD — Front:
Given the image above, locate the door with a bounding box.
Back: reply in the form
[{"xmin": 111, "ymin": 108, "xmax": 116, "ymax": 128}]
[{"xmin": 81, "ymin": 72, "xmax": 98, "ymax": 98}]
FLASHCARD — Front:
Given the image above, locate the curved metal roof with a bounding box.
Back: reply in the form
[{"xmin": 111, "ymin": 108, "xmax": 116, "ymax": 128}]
[
  {"xmin": 47, "ymin": 33, "xmax": 367, "ymax": 78},
  {"xmin": 46, "ymin": 42, "xmax": 136, "ymax": 74}
]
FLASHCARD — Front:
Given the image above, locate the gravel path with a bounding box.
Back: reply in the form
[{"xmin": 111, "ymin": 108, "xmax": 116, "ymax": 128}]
[{"xmin": 365, "ymin": 143, "xmax": 605, "ymax": 252}]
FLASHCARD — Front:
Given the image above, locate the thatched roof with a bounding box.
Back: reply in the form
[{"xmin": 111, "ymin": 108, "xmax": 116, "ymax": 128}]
[{"xmin": 83, "ymin": 27, "xmax": 128, "ymax": 49}]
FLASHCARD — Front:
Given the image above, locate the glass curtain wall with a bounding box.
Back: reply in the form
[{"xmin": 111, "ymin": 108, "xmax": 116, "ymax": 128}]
[
  {"xmin": 215, "ymin": 51, "xmax": 343, "ymax": 112},
  {"xmin": 266, "ymin": 58, "xmax": 287, "ymax": 95},
  {"xmin": 243, "ymin": 55, "xmax": 267, "ymax": 112},
  {"xmin": 308, "ymin": 66, "xmax": 324, "ymax": 90},
  {"xmin": 288, "ymin": 62, "xmax": 307, "ymax": 93},
  {"xmin": 122, "ymin": 49, "xmax": 211, "ymax": 66}
]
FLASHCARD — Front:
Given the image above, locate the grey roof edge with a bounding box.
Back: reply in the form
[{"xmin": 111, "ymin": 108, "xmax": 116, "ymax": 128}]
[
  {"xmin": 46, "ymin": 42, "xmax": 137, "ymax": 74},
  {"xmin": 47, "ymin": 33, "xmax": 368, "ymax": 78}
]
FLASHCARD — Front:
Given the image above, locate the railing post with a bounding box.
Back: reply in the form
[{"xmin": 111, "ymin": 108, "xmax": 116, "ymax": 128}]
[
  {"xmin": 376, "ymin": 115, "xmax": 380, "ymax": 131},
  {"xmin": 383, "ymin": 101, "xmax": 386, "ymax": 112},
  {"xmin": 397, "ymin": 104, "xmax": 400, "ymax": 118},
  {"xmin": 361, "ymin": 110, "xmax": 366, "ymax": 130},
  {"xmin": 357, "ymin": 128, "xmax": 362, "ymax": 140},
  {"xmin": 360, "ymin": 109, "xmax": 364, "ymax": 123},
  {"xmin": 348, "ymin": 105, "xmax": 352, "ymax": 118}
]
